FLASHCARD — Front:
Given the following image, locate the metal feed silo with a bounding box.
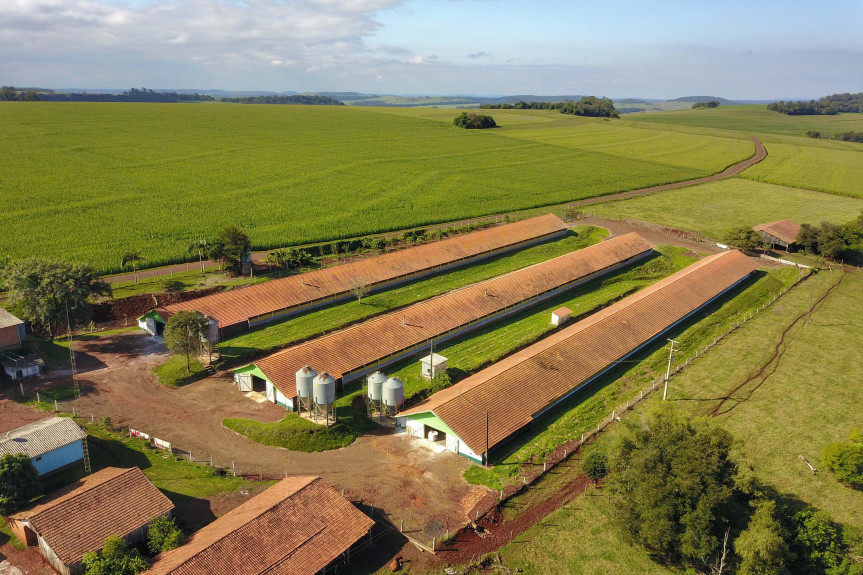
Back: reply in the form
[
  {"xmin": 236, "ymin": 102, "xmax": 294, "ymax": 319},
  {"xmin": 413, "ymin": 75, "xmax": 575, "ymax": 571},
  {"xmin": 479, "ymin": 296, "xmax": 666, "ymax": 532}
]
[
  {"xmin": 367, "ymin": 371, "xmax": 387, "ymax": 411},
  {"xmin": 382, "ymin": 377, "xmax": 404, "ymax": 415},
  {"xmin": 295, "ymin": 366, "xmax": 317, "ymax": 415},
  {"xmin": 313, "ymin": 371, "xmax": 336, "ymax": 425}
]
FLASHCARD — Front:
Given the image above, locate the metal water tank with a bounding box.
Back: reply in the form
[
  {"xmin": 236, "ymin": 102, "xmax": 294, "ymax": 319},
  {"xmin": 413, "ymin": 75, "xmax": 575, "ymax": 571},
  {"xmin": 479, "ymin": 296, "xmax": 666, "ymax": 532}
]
[
  {"xmin": 313, "ymin": 371, "xmax": 336, "ymax": 407},
  {"xmin": 367, "ymin": 371, "xmax": 387, "ymax": 403},
  {"xmin": 382, "ymin": 377, "xmax": 404, "ymax": 412},
  {"xmin": 295, "ymin": 366, "xmax": 317, "ymax": 400}
]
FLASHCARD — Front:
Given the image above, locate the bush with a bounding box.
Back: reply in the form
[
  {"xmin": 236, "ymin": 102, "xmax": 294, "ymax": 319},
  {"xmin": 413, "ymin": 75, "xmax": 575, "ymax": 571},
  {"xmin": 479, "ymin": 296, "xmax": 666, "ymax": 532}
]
[
  {"xmin": 582, "ymin": 448, "xmax": 608, "ymax": 485},
  {"xmin": 82, "ymin": 535, "xmax": 149, "ymax": 575},
  {"xmin": 821, "ymin": 430, "xmax": 863, "ymax": 488},
  {"xmin": 147, "ymin": 515, "xmax": 186, "ymax": 554},
  {"xmin": 453, "ymin": 112, "xmax": 496, "ymax": 129},
  {"xmin": 0, "ymin": 453, "xmax": 43, "ymax": 515}
]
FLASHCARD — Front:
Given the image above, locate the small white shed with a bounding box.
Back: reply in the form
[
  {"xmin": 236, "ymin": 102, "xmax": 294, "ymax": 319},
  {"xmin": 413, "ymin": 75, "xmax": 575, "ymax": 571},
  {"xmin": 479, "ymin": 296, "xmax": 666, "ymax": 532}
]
[
  {"xmin": 551, "ymin": 307, "xmax": 572, "ymax": 326},
  {"xmin": 1, "ymin": 352, "xmax": 42, "ymax": 380},
  {"xmin": 420, "ymin": 353, "xmax": 448, "ymax": 380}
]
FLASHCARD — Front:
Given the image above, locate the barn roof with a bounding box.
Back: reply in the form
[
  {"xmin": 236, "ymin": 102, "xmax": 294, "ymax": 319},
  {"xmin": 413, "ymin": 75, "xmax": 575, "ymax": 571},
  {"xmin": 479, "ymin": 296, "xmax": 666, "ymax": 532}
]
[
  {"xmin": 249, "ymin": 233, "xmax": 654, "ymax": 396},
  {"xmin": 144, "ymin": 476, "xmax": 374, "ymax": 575},
  {"xmin": 11, "ymin": 467, "xmax": 174, "ymax": 566},
  {"xmin": 157, "ymin": 214, "xmax": 567, "ymax": 329},
  {"xmin": 401, "ymin": 250, "xmax": 757, "ymax": 455},
  {"xmin": 0, "ymin": 417, "xmax": 86, "ymax": 459},
  {"xmin": 0, "ymin": 307, "xmax": 24, "ymax": 329},
  {"xmin": 753, "ymin": 220, "xmax": 801, "ymax": 244}
]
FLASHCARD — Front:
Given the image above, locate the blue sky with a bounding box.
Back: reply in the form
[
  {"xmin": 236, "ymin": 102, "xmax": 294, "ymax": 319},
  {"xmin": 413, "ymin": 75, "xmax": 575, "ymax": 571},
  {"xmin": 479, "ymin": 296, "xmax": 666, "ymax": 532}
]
[{"xmin": 1, "ymin": 0, "xmax": 861, "ymax": 98}]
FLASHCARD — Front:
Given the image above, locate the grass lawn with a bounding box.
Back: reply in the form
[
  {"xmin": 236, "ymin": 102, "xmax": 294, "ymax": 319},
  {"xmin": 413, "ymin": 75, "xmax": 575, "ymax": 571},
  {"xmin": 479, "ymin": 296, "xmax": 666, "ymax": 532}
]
[
  {"xmin": 590, "ymin": 178, "xmax": 863, "ymax": 240},
  {"xmin": 152, "ymin": 355, "xmax": 207, "ymax": 387},
  {"xmin": 217, "ymin": 226, "xmax": 606, "ymax": 365},
  {"xmin": 660, "ymin": 269, "xmax": 863, "ymax": 532}
]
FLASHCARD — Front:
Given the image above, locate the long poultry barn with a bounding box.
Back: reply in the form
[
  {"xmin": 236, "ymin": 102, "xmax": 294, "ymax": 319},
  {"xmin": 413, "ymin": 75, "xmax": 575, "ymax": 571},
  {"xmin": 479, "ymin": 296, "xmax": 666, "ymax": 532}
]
[
  {"xmin": 234, "ymin": 233, "xmax": 655, "ymax": 410},
  {"xmin": 399, "ymin": 249, "xmax": 758, "ymax": 463},
  {"xmin": 140, "ymin": 214, "xmax": 568, "ymax": 339}
]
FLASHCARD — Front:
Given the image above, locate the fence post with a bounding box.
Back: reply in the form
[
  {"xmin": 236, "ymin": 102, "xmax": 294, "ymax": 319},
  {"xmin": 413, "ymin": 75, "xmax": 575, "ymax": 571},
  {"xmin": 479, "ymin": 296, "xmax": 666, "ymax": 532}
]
[
  {"xmin": 20, "ymin": 382, "xmax": 24, "ymax": 396},
  {"xmin": 55, "ymin": 400, "xmax": 58, "ymax": 412},
  {"xmin": 37, "ymin": 392, "xmax": 40, "ymax": 403}
]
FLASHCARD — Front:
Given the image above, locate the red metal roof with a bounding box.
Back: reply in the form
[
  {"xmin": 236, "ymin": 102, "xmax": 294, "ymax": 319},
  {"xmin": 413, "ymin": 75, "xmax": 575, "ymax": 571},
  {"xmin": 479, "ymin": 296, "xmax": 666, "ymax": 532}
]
[
  {"xmin": 753, "ymin": 220, "xmax": 801, "ymax": 245},
  {"xmin": 401, "ymin": 250, "xmax": 757, "ymax": 455},
  {"xmin": 11, "ymin": 467, "xmax": 174, "ymax": 566},
  {"xmin": 250, "ymin": 233, "xmax": 654, "ymax": 397},
  {"xmin": 144, "ymin": 476, "xmax": 373, "ymax": 575},
  {"xmin": 158, "ymin": 214, "xmax": 567, "ymax": 329}
]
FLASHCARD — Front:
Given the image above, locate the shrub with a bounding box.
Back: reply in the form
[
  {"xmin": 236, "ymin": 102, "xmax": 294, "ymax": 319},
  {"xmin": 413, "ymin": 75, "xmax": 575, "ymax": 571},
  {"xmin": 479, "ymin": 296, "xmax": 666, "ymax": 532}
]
[
  {"xmin": 453, "ymin": 112, "xmax": 497, "ymax": 129},
  {"xmin": 582, "ymin": 448, "xmax": 608, "ymax": 485},
  {"xmin": 147, "ymin": 515, "xmax": 186, "ymax": 554}
]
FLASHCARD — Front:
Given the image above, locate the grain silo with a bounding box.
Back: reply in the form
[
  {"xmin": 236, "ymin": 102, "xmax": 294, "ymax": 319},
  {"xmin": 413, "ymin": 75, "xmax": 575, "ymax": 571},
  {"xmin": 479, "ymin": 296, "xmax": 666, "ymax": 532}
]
[
  {"xmin": 382, "ymin": 377, "xmax": 404, "ymax": 415},
  {"xmin": 313, "ymin": 371, "xmax": 336, "ymax": 425},
  {"xmin": 295, "ymin": 366, "xmax": 317, "ymax": 415},
  {"xmin": 366, "ymin": 371, "xmax": 387, "ymax": 414}
]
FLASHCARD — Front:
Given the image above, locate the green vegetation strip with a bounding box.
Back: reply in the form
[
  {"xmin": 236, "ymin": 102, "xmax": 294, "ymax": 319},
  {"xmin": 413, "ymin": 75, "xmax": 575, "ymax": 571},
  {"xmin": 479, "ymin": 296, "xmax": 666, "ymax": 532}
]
[
  {"xmin": 0, "ymin": 103, "xmax": 751, "ymax": 272},
  {"xmin": 217, "ymin": 226, "xmax": 606, "ymax": 365}
]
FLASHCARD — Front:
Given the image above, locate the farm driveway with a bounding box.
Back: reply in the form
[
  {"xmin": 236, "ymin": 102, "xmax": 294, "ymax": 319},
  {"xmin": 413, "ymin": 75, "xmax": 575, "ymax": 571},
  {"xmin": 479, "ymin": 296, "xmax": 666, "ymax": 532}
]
[{"xmin": 19, "ymin": 331, "xmax": 487, "ymax": 542}]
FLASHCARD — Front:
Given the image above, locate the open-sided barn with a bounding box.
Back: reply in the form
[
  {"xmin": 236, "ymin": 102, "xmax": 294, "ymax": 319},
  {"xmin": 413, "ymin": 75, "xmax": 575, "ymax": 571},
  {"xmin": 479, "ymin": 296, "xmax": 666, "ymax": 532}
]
[
  {"xmin": 142, "ymin": 214, "xmax": 568, "ymax": 339},
  {"xmin": 7, "ymin": 467, "xmax": 174, "ymax": 575},
  {"xmin": 144, "ymin": 476, "xmax": 374, "ymax": 575},
  {"xmin": 234, "ymin": 233, "xmax": 655, "ymax": 410},
  {"xmin": 0, "ymin": 417, "xmax": 87, "ymax": 476},
  {"xmin": 399, "ymin": 249, "xmax": 758, "ymax": 463},
  {"xmin": 753, "ymin": 219, "xmax": 801, "ymax": 250}
]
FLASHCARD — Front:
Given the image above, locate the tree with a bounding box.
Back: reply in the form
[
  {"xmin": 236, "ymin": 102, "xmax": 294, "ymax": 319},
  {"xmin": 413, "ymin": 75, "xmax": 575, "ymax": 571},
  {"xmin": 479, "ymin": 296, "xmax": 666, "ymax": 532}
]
[
  {"xmin": 266, "ymin": 247, "xmax": 311, "ymax": 271},
  {"xmin": 122, "ymin": 251, "xmax": 146, "ymax": 285},
  {"xmin": 821, "ymin": 429, "xmax": 863, "ymax": 488},
  {"xmin": 163, "ymin": 311, "xmax": 210, "ymax": 371},
  {"xmin": 607, "ymin": 403, "xmax": 736, "ymax": 563},
  {"xmin": 1, "ymin": 258, "xmax": 111, "ymax": 342},
  {"xmin": 735, "ymin": 499, "xmax": 791, "ymax": 575},
  {"xmin": 582, "ymin": 448, "xmax": 608, "ymax": 485},
  {"xmin": 215, "ymin": 225, "xmax": 250, "ymax": 275},
  {"xmin": 792, "ymin": 508, "xmax": 847, "ymax": 573},
  {"xmin": 82, "ymin": 535, "xmax": 149, "ymax": 575},
  {"xmin": 0, "ymin": 453, "xmax": 42, "ymax": 515},
  {"xmin": 188, "ymin": 239, "xmax": 210, "ymax": 273},
  {"xmin": 723, "ymin": 227, "xmax": 762, "ymax": 252},
  {"xmin": 147, "ymin": 515, "xmax": 186, "ymax": 553},
  {"xmin": 349, "ymin": 276, "xmax": 371, "ymax": 303},
  {"xmin": 453, "ymin": 112, "xmax": 497, "ymax": 129}
]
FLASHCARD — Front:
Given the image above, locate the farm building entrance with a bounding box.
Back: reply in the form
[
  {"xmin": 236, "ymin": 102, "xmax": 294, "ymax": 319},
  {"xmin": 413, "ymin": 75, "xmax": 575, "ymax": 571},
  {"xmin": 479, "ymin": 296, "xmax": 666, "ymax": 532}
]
[{"xmin": 423, "ymin": 424, "xmax": 446, "ymax": 444}]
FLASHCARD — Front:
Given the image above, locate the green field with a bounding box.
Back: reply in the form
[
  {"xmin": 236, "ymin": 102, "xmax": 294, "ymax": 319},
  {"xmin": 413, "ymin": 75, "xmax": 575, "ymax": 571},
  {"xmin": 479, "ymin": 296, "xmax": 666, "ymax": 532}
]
[
  {"xmin": 591, "ymin": 178, "xmax": 863, "ymax": 240},
  {"xmin": 625, "ymin": 106, "xmax": 863, "ymax": 198},
  {"xmin": 0, "ymin": 103, "xmax": 753, "ymax": 273}
]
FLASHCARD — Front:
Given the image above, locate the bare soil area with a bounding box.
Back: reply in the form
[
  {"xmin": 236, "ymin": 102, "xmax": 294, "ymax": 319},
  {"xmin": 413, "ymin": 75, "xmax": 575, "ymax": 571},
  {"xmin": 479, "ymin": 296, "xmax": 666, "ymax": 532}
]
[{"xmin": 6, "ymin": 331, "xmax": 487, "ymax": 546}]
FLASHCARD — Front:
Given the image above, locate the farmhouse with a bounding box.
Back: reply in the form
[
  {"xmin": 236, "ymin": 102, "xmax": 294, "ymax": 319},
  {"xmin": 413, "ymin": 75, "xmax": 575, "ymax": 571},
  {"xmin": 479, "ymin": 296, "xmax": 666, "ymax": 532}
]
[
  {"xmin": 399, "ymin": 250, "xmax": 758, "ymax": 463},
  {"xmin": 145, "ymin": 214, "xmax": 568, "ymax": 340},
  {"xmin": 234, "ymin": 233, "xmax": 654, "ymax": 410},
  {"xmin": 7, "ymin": 467, "xmax": 174, "ymax": 575},
  {"xmin": 0, "ymin": 307, "xmax": 25, "ymax": 351},
  {"xmin": 753, "ymin": 219, "xmax": 801, "ymax": 250},
  {"xmin": 0, "ymin": 417, "xmax": 87, "ymax": 476},
  {"xmin": 144, "ymin": 476, "xmax": 374, "ymax": 575}
]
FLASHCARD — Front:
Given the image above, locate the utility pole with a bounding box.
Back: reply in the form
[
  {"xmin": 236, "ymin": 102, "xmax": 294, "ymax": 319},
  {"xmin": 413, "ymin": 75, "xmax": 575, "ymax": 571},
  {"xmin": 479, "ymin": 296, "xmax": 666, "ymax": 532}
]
[{"xmin": 663, "ymin": 338, "xmax": 680, "ymax": 401}]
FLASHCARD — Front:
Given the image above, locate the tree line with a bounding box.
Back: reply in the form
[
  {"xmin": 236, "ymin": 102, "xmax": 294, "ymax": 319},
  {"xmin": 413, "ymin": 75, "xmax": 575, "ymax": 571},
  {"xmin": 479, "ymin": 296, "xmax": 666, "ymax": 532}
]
[
  {"xmin": 807, "ymin": 130, "xmax": 863, "ymax": 143},
  {"xmin": 0, "ymin": 86, "xmax": 39, "ymax": 101},
  {"xmin": 692, "ymin": 100, "xmax": 720, "ymax": 109},
  {"xmin": 585, "ymin": 404, "xmax": 863, "ymax": 575},
  {"xmin": 768, "ymin": 92, "xmax": 863, "ymax": 115},
  {"xmin": 219, "ymin": 94, "xmax": 344, "ymax": 105},
  {"xmin": 38, "ymin": 88, "xmax": 215, "ymax": 102},
  {"xmin": 480, "ymin": 95, "xmax": 620, "ymax": 118}
]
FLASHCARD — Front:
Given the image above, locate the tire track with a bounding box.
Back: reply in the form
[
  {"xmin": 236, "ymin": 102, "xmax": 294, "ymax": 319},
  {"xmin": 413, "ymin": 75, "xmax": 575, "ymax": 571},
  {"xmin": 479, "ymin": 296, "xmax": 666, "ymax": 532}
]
[{"xmin": 710, "ymin": 270, "xmax": 846, "ymax": 417}]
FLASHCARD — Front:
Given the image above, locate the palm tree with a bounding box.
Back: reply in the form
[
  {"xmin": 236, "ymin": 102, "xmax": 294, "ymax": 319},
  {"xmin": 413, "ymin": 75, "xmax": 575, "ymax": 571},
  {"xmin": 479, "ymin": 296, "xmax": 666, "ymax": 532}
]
[
  {"xmin": 121, "ymin": 251, "xmax": 146, "ymax": 285},
  {"xmin": 188, "ymin": 239, "xmax": 210, "ymax": 273}
]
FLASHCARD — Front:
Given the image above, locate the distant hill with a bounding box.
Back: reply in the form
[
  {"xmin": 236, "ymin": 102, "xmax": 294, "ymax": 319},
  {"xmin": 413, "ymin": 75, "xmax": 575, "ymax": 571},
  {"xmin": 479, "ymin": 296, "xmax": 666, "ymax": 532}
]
[{"xmin": 668, "ymin": 96, "xmax": 736, "ymax": 104}]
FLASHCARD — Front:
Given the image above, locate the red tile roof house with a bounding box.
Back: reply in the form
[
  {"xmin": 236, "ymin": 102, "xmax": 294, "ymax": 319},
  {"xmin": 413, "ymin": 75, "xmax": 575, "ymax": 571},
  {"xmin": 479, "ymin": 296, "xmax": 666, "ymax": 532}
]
[
  {"xmin": 6, "ymin": 467, "xmax": 174, "ymax": 575},
  {"xmin": 144, "ymin": 476, "xmax": 374, "ymax": 575}
]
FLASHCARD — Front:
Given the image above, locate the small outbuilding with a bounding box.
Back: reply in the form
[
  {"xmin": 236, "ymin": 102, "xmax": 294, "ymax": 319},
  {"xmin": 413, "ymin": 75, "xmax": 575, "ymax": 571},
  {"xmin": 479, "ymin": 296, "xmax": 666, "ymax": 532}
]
[
  {"xmin": 144, "ymin": 476, "xmax": 374, "ymax": 575},
  {"xmin": 1, "ymin": 351, "xmax": 43, "ymax": 380},
  {"xmin": 753, "ymin": 220, "xmax": 801, "ymax": 251},
  {"xmin": 0, "ymin": 417, "xmax": 87, "ymax": 476},
  {"xmin": 6, "ymin": 466, "xmax": 174, "ymax": 575},
  {"xmin": 551, "ymin": 306, "xmax": 572, "ymax": 326},
  {"xmin": 420, "ymin": 353, "xmax": 448, "ymax": 380},
  {"xmin": 0, "ymin": 307, "xmax": 25, "ymax": 351}
]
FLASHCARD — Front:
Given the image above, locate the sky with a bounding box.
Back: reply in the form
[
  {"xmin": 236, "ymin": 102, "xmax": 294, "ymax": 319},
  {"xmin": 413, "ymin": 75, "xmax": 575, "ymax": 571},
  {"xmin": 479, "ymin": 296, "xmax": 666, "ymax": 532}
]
[{"xmin": 2, "ymin": 0, "xmax": 862, "ymax": 98}]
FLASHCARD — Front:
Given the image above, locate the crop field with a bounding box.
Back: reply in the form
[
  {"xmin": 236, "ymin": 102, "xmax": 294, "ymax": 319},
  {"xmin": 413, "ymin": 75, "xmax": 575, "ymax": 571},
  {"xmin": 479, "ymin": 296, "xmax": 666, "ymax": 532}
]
[
  {"xmin": 0, "ymin": 102, "xmax": 753, "ymax": 273},
  {"xmin": 625, "ymin": 106, "xmax": 863, "ymax": 198},
  {"xmin": 591, "ymin": 178, "xmax": 863, "ymax": 240}
]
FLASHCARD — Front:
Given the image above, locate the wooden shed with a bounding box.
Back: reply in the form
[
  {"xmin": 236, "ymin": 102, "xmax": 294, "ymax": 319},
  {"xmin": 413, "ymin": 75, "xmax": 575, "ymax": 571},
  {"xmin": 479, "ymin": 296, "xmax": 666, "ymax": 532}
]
[
  {"xmin": 753, "ymin": 220, "xmax": 801, "ymax": 251},
  {"xmin": 0, "ymin": 417, "xmax": 86, "ymax": 476},
  {"xmin": 6, "ymin": 467, "xmax": 174, "ymax": 575},
  {"xmin": 0, "ymin": 307, "xmax": 25, "ymax": 351}
]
